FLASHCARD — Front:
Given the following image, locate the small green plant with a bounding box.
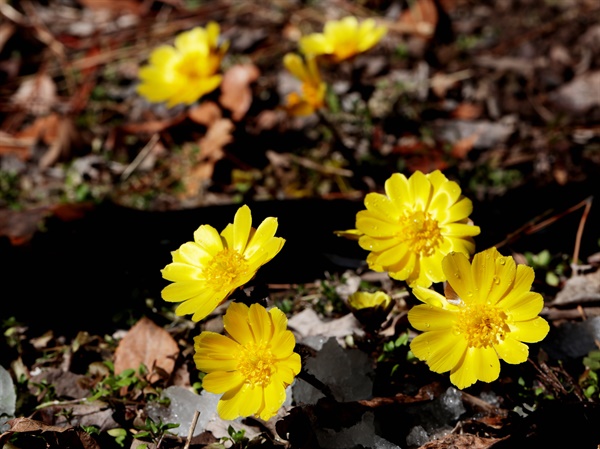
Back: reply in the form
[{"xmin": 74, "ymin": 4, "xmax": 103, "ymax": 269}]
[
  {"xmin": 377, "ymin": 331, "xmax": 414, "ymax": 376},
  {"xmin": 133, "ymin": 417, "xmax": 180, "ymax": 447},
  {"xmin": 88, "ymin": 362, "xmax": 151, "ymax": 401},
  {"xmin": 524, "ymin": 249, "xmax": 569, "ymax": 287},
  {"xmin": 580, "ymin": 350, "xmax": 600, "ymax": 399}
]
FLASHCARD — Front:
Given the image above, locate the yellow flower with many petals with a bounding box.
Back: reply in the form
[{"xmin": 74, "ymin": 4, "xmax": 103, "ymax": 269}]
[
  {"xmin": 161, "ymin": 205, "xmax": 285, "ymax": 322},
  {"xmin": 408, "ymin": 247, "xmax": 550, "ymax": 390},
  {"xmin": 194, "ymin": 302, "xmax": 301, "ymax": 421},
  {"xmin": 283, "ymin": 53, "xmax": 326, "ymax": 116},
  {"xmin": 354, "ymin": 170, "xmax": 480, "ymax": 287},
  {"xmin": 137, "ymin": 22, "xmax": 228, "ymax": 108},
  {"xmin": 299, "ymin": 16, "xmax": 387, "ymax": 62}
]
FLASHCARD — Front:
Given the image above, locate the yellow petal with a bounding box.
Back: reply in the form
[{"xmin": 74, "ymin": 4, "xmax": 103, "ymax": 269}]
[
  {"xmin": 420, "ymin": 255, "xmax": 447, "ymax": 284},
  {"xmin": 245, "ymin": 216, "xmax": 280, "ymax": 258},
  {"xmin": 410, "ymin": 330, "xmax": 467, "ymax": 374},
  {"xmin": 202, "ymin": 371, "xmax": 245, "ymax": 394},
  {"xmin": 442, "ymin": 251, "xmax": 476, "ymax": 302},
  {"xmin": 429, "ymin": 179, "xmax": 461, "ymax": 213},
  {"xmin": 283, "ymin": 53, "xmax": 308, "ymax": 80},
  {"xmin": 358, "ymin": 235, "xmax": 400, "ymax": 252},
  {"xmin": 408, "ymin": 170, "xmax": 432, "ymax": 210},
  {"xmin": 217, "ymin": 383, "xmax": 245, "ymax": 420},
  {"xmin": 364, "ymin": 192, "xmax": 400, "ymax": 221},
  {"xmin": 148, "ymin": 45, "xmax": 178, "ymax": 67},
  {"xmin": 509, "ymin": 316, "xmax": 549, "ymax": 343},
  {"xmin": 161, "ymin": 281, "xmax": 204, "ymax": 302},
  {"xmin": 233, "ymin": 205, "xmax": 252, "ymax": 254},
  {"xmin": 487, "ymin": 249, "xmax": 517, "ymax": 304},
  {"xmin": 502, "ymin": 291, "xmax": 544, "ymax": 321},
  {"xmin": 193, "ymin": 225, "xmax": 224, "ymax": 254},
  {"xmin": 270, "ymin": 330, "xmax": 296, "ymax": 358},
  {"xmin": 356, "ymin": 215, "xmax": 399, "ymax": 237},
  {"xmin": 411, "ymin": 286, "xmax": 448, "ymax": 308},
  {"xmin": 258, "ymin": 381, "xmax": 286, "ymax": 421},
  {"xmin": 494, "ymin": 337, "xmax": 529, "ymax": 364},
  {"xmin": 445, "ymin": 197, "xmax": 474, "ymax": 223},
  {"xmin": 471, "ymin": 248, "xmax": 496, "ymax": 303},
  {"xmin": 442, "ymin": 223, "xmax": 481, "ymax": 237},
  {"xmin": 385, "ymin": 173, "xmax": 410, "ymax": 209},
  {"xmin": 408, "ymin": 304, "xmax": 456, "ymax": 331},
  {"xmin": 299, "ymin": 34, "xmax": 331, "ymax": 56},
  {"xmin": 223, "ymin": 302, "xmax": 252, "ymax": 344},
  {"xmin": 450, "ymin": 346, "xmax": 500, "ymax": 389},
  {"xmin": 275, "ymin": 353, "xmax": 302, "ymax": 384},
  {"xmin": 248, "ymin": 303, "xmax": 272, "ymax": 343},
  {"xmin": 237, "ymin": 384, "xmax": 263, "ymax": 417},
  {"xmin": 511, "ymin": 264, "xmax": 535, "ymax": 297},
  {"xmin": 161, "ymin": 262, "xmax": 203, "ymax": 282}
]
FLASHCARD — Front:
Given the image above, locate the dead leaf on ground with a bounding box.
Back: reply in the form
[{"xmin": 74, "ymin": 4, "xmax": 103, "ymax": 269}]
[
  {"xmin": 419, "ymin": 433, "xmax": 505, "ymax": 448},
  {"xmin": 397, "ymin": 0, "xmax": 439, "ymax": 39},
  {"xmin": 113, "ymin": 317, "xmax": 179, "ymax": 384},
  {"xmin": 188, "ymin": 101, "xmax": 222, "ymax": 127},
  {"xmin": 548, "ymin": 70, "xmax": 600, "ymax": 115},
  {"xmin": 219, "ymin": 63, "xmax": 260, "ymax": 121},
  {"xmin": 11, "ymin": 73, "xmax": 57, "ymax": 116},
  {"xmin": 76, "ymin": 0, "xmax": 147, "ymax": 14}
]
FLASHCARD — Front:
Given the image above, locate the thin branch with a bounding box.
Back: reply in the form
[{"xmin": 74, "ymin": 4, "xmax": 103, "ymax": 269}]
[{"xmin": 183, "ymin": 410, "xmax": 200, "ymax": 449}]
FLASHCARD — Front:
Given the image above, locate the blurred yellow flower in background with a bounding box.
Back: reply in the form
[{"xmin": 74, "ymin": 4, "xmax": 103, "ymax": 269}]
[
  {"xmin": 283, "ymin": 53, "xmax": 326, "ymax": 116},
  {"xmin": 408, "ymin": 247, "xmax": 550, "ymax": 389},
  {"xmin": 161, "ymin": 205, "xmax": 285, "ymax": 322},
  {"xmin": 348, "ymin": 290, "xmax": 393, "ymax": 330},
  {"xmin": 299, "ymin": 16, "xmax": 387, "ymax": 62},
  {"xmin": 137, "ymin": 22, "xmax": 228, "ymax": 108},
  {"xmin": 194, "ymin": 302, "xmax": 301, "ymax": 421},
  {"xmin": 354, "ymin": 170, "xmax": 480, "ymax": 287}
]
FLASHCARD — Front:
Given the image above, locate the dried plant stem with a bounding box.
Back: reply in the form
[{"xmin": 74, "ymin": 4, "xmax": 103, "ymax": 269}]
[{"xmin": 184, "ymin": 410, "xmax": 200, "ymax": 449}]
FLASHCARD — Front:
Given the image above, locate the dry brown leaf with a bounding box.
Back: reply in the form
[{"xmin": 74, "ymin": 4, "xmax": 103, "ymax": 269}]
[
  {"xmin": 219, "ymin": 64, "xmax": 260, "ymax": 121},
  {"xmin": 0, "ymin": 207, "xmax": 51, "ymax": 246},
  {"xmin": 11, "ymin": 73, "xmax": 57, "ymax": 116},
  {"xmin": 113, "ymin": 317, "xmax": 179, "ymax": 383},
  {"xmin": 419, "ymin": 433, "xmax": 504, "ymax": 448},
  {"xmin": 39, "ymin": 115, "xmax": 78, "ymax": 169},
  {"xmin": 188, "ymin": 101, "xmax": 222, "ymax": 127},
  {"xmin": 451, "ymin": 102, "xmax": 483, "ymax": 120},
  {"xmin": 398, "ymin": 0, "xmax": 438, "ymax": 39},
  {"xmin": 451, "ymin": 132, "xmax": 479, "ymax": 159}
]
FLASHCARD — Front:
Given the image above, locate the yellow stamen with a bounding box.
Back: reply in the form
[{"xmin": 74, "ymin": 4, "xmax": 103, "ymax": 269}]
[
  {"xmin": 455, "ymin": 303, "xmax": 509, "ymax": 348},
  {"xmin": 398, "ymin": 210, "xmax": 443, "ymax": 257},
  {"xmin": 204, "ymin": 248, "xmax": 249, "ymax": 288},
  {"xmin": 237, "ymin": 342, "xmax": 275, "ymax": 387}
]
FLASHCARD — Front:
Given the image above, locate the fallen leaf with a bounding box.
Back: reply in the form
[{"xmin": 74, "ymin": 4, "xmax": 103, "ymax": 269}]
[
  {"xmin": 11, "ymin": 73, "xmax": 57, "ymax": 116},
  {"xmin": 0, "ymin": 207, "xmax": 51, "ymax": 246},
  {"xmin": 398, "ymin": 0, "xmax": 438, "ymax": 39},
  {"xmin": 113, "ymin": 317, "xmax": 179, "ymax": 384},
  {"xmin": 549, "ymin": 70, "xmax": 600, "ymax": 115},
  {"xmin": 419, "ymin": 433, "xmax": 503, "ymax": 448},
  {"xmin": 188, "ymin": 101, "xmax": 222, "ymax": 127},
  {"xmin": 219, "ymin": 63, "xmax": 260, "ymax": 121},
  {"xmin": 76, "ymin": 0, "xmax": 146, "ymax": 14},
  {"xmin": 451, "ymin": 132, "xmax": 479, "ymax": 159}
]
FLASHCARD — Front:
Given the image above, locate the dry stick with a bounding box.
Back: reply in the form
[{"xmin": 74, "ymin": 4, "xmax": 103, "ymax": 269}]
[
  {"xmin": 120, "ymin": 133, "xmax": 161, "ymax": 181},
  {"xmin": 494, "ymin": 196, "xmax": 593, "ymax": 253},
  {"xmin": 571, "ymin": 196, "xmax": 593, "ymax": 275},
  {"xmin": 183, "ymin": 410, "xmax": 201, "ymax": 449}
]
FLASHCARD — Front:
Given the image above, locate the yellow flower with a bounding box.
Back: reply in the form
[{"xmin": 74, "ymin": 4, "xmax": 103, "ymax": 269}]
[
  {"xmin": 348, "ymin": 291, "xmax": 391, "ymax": 310},
  {"xmin": 348, "ymin": 291, "xmax": 393, "ymax": 330},
  {"xmin": 194, "ymin": 302, "xmax": 301, "ymax": 421},
  {"xmin": 354, "ymin": 170, "xmax": 480, "ymax": 287},
  {"xmin": 408, "ymin": 247, "xmax": 550, "ymax": 390},
  {"xmin": 299, "ymin": 16, "xmax": 387, "ymax": 62},
  {"xmin": 283, "ymin": 53, "xmax": 326, "ymax": 116},
  {"xmin": 137, "ymin": 22, "xmax": 228, "ymax": 108},
  {"xmin": 161, "ymin": 205, "xmax": 285, "ymax": 322}
]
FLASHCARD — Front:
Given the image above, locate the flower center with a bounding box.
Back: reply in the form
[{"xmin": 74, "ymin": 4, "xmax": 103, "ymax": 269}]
[
  {"xmin": 237, "ymin": 342, "xmax": 275, "ymax": 387},
  {"xmin": 398, "ymin": 210, "xmax": 443, "ymax": 257},
  {"xmin": 204, "ymin": 248, "xmax": 249, "ymax": 288},
  {"xmin": 455, "ymin": 303, "xmax": 509, "ymax": 348},
  {"xmin": 175, "ymin": 52, "xmax": 205, "ymax": 80}
]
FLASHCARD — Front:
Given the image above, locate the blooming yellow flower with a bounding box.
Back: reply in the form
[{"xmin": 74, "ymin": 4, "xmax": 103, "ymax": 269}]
[
  {"xmin": 283, "ymin": 53, "xmax": 326, "ymax": 116},
  {"xmin": 348, "ymin": 290, "xmax": 393, "ymax": 330},
  {"xmin": 161, "ymin": 205, "xmax": 285, "ymax": 322},
  {"xmin": 354, "ymin": 170, "xmax": 480, "ymax": 287},
  {"xmin": 299, "ymin": 16, "xmax": 387, "ymax": 62},
  {"xmin": 194, "ymin": 302, "xmax": 301, "ymax": 421},
  {"xmin": 408, "ymin": 247, "xmax": 550, "ymax": 390},
  {"xmin": 137, "ymin": 22, "xmax": 228, "ymax": 108},
  {"xmin": 348, "ymin": 291, "xmax": 391, "ymax": 310}
]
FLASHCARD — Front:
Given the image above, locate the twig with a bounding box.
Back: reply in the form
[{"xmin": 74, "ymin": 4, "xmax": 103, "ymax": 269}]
[
  {"xmin": 571, "ymin": 196, "xmax": 593, "ymax": 276},
  {"xmin": 183, "ymin": 410, "xmax": 200, "ymax": 449},
  {"xmin": 120, "ymin": 133, "xmax": 160, "ymax": 181}
]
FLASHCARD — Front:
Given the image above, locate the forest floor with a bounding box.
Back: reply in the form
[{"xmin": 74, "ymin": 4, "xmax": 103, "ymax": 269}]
[{"xmin": 1, "ymin": 0, "xmax": 600, "ymax": 448}]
